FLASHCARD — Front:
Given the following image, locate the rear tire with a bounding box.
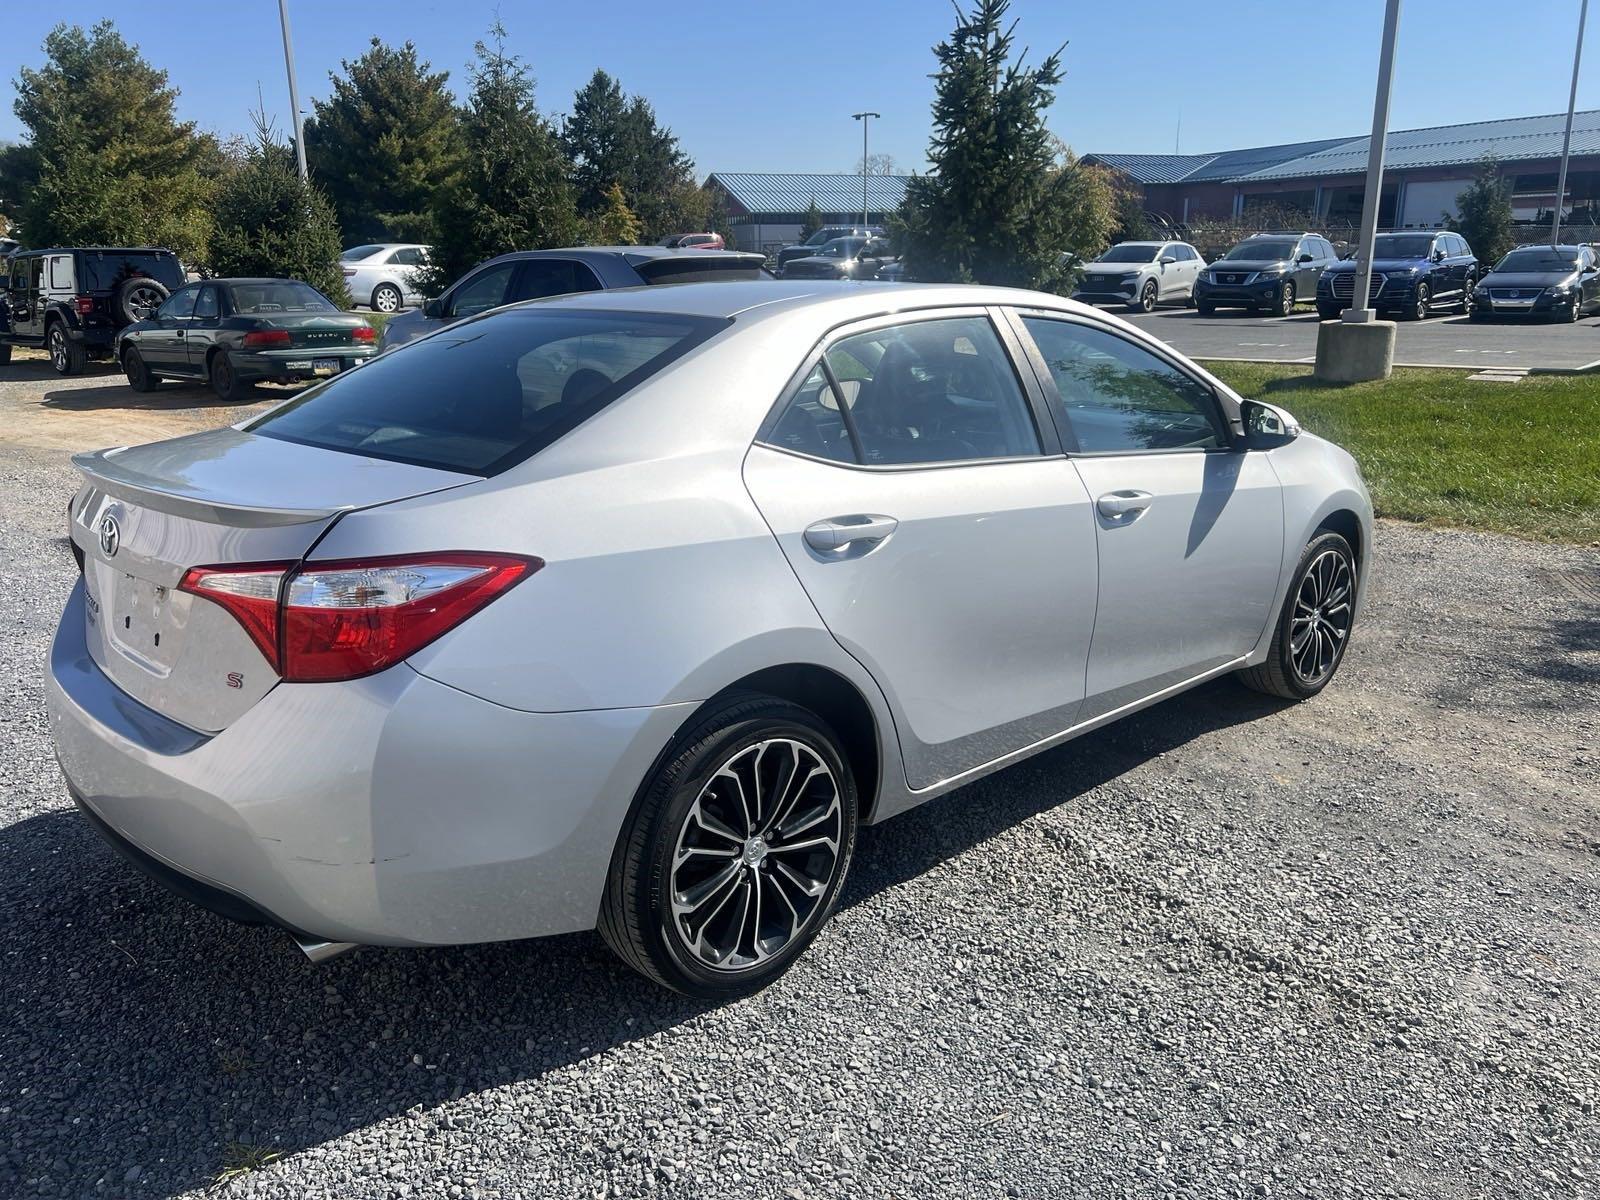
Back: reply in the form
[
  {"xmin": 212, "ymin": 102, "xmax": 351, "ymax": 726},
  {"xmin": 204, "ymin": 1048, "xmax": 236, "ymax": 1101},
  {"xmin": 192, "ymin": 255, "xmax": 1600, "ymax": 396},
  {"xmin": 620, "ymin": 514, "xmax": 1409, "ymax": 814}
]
[
  {"xmin": 122, "ymin": 346, "xmax": 157, "ymax": 392},
  {"xmin": 209, "ymin": 351, "xmax": 248, "ymax": 402},
  {"xmin": 48, "ymin": 324, "xmax": 85, "ymax": 376},
  {"xmin": 1238, "ymin": 531, "xmax": 1358, "ymax": 701},
  {"xmin": 599, "ymin": 693, "xmax": 858, "ymax": 999},
  {"xmin": 371, "ymin": 283, "xmax": 403, "ymax": 314}
]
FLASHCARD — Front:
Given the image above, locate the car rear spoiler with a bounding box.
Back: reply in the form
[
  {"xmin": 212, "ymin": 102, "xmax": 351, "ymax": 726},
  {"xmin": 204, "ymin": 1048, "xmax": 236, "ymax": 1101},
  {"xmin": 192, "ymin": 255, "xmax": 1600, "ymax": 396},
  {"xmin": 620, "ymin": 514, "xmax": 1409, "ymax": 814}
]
[{"xmin": 629, "ymin": 252, "xmax": 769, "ymax": 285}]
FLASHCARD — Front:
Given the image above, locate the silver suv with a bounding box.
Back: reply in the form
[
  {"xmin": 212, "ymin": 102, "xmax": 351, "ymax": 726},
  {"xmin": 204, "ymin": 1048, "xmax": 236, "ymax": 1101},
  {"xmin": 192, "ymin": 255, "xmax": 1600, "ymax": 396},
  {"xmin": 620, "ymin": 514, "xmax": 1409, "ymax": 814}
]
[{"xmin": 1072, "ymin": 241, "xmax": 1204, "ymax": 312}]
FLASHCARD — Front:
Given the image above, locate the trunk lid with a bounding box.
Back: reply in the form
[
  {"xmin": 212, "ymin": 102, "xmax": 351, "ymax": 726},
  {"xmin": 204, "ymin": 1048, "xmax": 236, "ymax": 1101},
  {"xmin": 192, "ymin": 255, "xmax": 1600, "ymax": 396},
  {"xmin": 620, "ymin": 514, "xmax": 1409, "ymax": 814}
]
[
  {"xmin": 283, "ymin": 314, "xmax": 373, "ymax": 349},
  {"xmin": 71, "ymin": 427, "xmax": 474, "ymax": 733}
]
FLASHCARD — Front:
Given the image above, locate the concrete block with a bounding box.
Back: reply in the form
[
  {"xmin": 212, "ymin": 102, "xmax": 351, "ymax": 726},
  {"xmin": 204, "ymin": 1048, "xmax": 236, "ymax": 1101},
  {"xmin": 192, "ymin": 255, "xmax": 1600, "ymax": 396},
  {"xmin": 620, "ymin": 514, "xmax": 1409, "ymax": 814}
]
[{"xmin": 1314, "ymin": 319, "xmax": 1397, "ymax": 383}]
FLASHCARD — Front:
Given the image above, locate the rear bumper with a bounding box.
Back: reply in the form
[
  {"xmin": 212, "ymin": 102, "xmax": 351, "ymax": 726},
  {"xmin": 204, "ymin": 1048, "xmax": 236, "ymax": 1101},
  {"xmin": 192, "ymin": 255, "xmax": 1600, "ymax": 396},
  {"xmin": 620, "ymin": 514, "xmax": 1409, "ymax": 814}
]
[
  {"xmin": 234, "ymin": 346, "xmax": 377, "ymax": 381},
  {"xmin": 47, "ymin": 580, "xmax": 694, "ymax": 948}
]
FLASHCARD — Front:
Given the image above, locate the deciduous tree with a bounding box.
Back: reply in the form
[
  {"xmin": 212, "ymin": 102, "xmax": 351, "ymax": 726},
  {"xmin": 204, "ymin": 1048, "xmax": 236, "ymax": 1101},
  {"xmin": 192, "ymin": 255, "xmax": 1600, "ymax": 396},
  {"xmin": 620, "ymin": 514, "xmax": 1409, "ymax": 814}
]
[{"xmin": 303, "ymin": 39, "xmax": 463, "ymax": 244}]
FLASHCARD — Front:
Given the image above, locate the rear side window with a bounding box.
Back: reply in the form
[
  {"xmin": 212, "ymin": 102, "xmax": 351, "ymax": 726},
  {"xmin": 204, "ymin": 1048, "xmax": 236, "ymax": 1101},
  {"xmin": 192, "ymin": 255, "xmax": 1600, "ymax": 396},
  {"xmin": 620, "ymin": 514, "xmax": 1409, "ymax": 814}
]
[
  {"xmin": 515, "ymin": 259, "xmax": 602, "ymax": 300},
  {"xmin": 78, "ymin": 252, "xmax": 184, "ymax": 292},
  {"xmin": 249, "ymin": 308, "xmax": 725, "ymax": 475},
  {"xmin": 767, "ymin": 316, "xmax": 1040, "ymax": 466}
]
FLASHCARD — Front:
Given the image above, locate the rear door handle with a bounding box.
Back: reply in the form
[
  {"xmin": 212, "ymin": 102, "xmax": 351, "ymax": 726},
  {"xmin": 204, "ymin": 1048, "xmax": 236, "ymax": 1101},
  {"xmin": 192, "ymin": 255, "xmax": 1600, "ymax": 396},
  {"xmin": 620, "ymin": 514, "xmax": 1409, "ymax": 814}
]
[
  {"xmin": 804, "ymin": 514, "xmax": 899, "ymax": 551},
  {"xmin": 1096, "ymin": 490, "xmax": 1153, "ymax": 519}
]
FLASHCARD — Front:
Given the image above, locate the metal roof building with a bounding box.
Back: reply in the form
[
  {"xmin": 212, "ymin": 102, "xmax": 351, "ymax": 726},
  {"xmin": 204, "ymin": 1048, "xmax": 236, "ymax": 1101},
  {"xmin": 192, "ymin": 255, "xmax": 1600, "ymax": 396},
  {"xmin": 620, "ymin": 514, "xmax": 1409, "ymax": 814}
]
[
  {"xmin": 702, "ymin": 173, "xmax": 913, "ymax": 253},
  {"xmin": 1086, "ymin": 110, "xmax": 1600, "ymax": 230}
]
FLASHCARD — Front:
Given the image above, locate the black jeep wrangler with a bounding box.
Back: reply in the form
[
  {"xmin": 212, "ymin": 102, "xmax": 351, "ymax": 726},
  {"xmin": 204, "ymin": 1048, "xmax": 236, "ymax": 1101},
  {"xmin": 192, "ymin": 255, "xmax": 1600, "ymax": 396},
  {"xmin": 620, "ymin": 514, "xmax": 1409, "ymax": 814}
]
[{"xmin": 1, "ymin": 247, "xmax": 183, "ymax": 374}]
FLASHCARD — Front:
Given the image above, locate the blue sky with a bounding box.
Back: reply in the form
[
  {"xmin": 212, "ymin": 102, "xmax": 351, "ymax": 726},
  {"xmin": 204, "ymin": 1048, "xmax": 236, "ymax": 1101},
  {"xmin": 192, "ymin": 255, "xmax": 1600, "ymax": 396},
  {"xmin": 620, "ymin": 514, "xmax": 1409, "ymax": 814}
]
[{"xmin": 2, "ymin": 0, "xmax": 1597, "ymax": 173}]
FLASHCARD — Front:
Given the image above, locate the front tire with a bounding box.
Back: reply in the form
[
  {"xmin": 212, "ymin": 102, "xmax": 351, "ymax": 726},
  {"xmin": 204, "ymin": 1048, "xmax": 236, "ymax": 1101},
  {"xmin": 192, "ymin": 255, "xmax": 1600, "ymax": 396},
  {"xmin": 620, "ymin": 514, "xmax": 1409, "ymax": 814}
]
[
  {"xmin": 1406, "ymin": 282, "xmax": 1431, "ymax": 320},
  {"xmin": 1275, "ymin": 280, "xmax": 1296, "ymax": 316},
  {"xmin": 48, "ymin": 324, "xmax": 85, "ymax": 375},
  {"xmin": 1196, "ymin": 300, "xmax": 1216, "ymax": 316},
  {"xmin": 1238, "ymin": 531, "xmax": 1358, "ymax": 701},
  {"xmin": 1130, "ymin": 280, "xmax": 1157, "ymax": 314},
  {"xmin": 122, "ymin": 346, "xmax": 157, "ymax": 392},
  {"xmin": 599, "ymin": 694, "xmax": 859, "ymax": 999},
  {"xmin": 0, "ymin": 343, "xmax": 12, "ymax": 365},
  {"xmin": 1317, "ymin": 303, "xmax": 1341, "ymax": 320},
  {"xmin": 371, "ymin": 283, "xmax": 403, "ymax": 314}
]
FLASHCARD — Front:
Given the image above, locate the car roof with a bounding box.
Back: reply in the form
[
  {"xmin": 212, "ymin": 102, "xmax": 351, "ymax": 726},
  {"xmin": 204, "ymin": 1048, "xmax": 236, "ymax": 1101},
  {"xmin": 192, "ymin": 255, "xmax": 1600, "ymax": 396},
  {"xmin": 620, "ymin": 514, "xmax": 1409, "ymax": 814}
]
[
  {"xmin": 495, "ymin": 279, "xmax": 1079, "ymax": 322},
  {"xmin": 19, "ymin": 246, "xmax": 176, "ymax": 256},
  {"xmin": 198, "ymin": 278, "xmax": 315, "ymax": 287}
]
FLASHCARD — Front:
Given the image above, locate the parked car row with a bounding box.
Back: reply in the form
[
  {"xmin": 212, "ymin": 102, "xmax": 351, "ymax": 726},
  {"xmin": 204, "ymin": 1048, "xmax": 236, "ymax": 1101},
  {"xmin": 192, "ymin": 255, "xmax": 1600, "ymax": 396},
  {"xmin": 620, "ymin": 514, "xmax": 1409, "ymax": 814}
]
[{"xmin": 1072, "ymin": 230, "xmax": 1600, "ymax": 324}]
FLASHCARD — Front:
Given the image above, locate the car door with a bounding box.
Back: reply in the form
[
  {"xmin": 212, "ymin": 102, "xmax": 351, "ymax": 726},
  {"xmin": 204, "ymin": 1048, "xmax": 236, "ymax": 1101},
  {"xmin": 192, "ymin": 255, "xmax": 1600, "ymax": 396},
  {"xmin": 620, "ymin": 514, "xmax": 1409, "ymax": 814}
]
[
  {"xmin": 138, "ymin": 285, "xmax": 199, "ymax": 370},
  {"xmin": 389, "ymin": 247, "xmax": 427, "ymax": 302},
  {"xmin": 1011, "ymin": 310, "xmax": 1284, "ymax": 718},
  {"xmin": 742, "ymin": 309, "xmax": 1100, "ymax": 791},
  {"xmin": 7, "ymin": 257, "xmax": 38, "ymax": 339},
  {"xmin": 1175, "ymin": 244, "xmax": 1203, "ymax": 298},
  {"xmin": 183, "ymin": 284, "xmax": 223, "ymax": 375}
]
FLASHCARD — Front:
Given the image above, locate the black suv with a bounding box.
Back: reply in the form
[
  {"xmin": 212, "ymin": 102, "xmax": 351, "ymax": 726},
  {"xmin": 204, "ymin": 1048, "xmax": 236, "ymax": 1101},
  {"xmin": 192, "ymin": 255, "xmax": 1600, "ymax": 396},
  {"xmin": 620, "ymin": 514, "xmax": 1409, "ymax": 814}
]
[
  {"xmin": 1, "ymin": 247, "xmax": 183, "ymax": 373},
  {"xmin": 1316, "ymin": 231, "xmax": 1477, "ymax": 320},
  {"xmin": 1193, "ymin": 232, "xmax": 1340, "ymax": 315},
  {"xmin": 773, "ymin": 226, "xmax": 884, "ymax": 274}
]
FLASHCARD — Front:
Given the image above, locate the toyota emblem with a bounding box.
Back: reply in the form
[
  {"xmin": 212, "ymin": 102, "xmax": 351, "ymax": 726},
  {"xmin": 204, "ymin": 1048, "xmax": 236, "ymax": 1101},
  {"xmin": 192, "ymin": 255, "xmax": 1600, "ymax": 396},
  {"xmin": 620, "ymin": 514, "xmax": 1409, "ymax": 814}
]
[{"xmin": 97, "ymin": 514, "xmax": 120, "ymax": 558}]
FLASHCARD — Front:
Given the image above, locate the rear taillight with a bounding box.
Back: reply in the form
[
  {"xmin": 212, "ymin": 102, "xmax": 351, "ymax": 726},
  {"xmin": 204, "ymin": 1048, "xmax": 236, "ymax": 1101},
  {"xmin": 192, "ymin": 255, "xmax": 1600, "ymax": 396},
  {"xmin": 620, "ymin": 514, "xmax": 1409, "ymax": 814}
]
[
  {"xmin": 179, "ymin": 553, "xmax": 540, "ymax": 683},
  {"xmin": 352, "ymin": 325, "xmax": 376, "ymax": 342},
  {"xmin": 241, "ymin": 329, "xmax": 292, "ymax": 349},
  {"xmin": 342, "ymin": 268, "xmax": 357, "ymax": 277},
  {"xmin": 74, "ymin": 295, "xmax": 95, "ymax": 315}
]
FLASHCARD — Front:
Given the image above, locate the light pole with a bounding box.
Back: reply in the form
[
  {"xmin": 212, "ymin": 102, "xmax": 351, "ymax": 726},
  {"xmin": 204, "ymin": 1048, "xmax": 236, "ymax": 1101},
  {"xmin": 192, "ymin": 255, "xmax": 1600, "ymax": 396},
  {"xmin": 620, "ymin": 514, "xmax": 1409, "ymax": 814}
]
[
  {"xmin": 278, "ymin": 0, "xmax": 309, "ymax": 181},
  {"xmin": 1345, "ymin": 0, "xmax": 1403, "ymax": 326},
  {"xmin": 852, "ymin": 111, "xmax": 880, "ymax": 230},
  {"xmin": 1553, "ymin": 0, "xmax": 1590, "ymax": 246}
]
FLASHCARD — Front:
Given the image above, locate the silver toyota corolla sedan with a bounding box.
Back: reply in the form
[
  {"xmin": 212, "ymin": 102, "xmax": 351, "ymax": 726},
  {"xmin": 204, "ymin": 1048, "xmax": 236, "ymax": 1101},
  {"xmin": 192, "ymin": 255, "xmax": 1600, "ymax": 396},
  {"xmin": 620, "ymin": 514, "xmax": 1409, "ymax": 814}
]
[{"xmin": 47, "ymin": 281, "xmax": 1371, "ymax": 998}]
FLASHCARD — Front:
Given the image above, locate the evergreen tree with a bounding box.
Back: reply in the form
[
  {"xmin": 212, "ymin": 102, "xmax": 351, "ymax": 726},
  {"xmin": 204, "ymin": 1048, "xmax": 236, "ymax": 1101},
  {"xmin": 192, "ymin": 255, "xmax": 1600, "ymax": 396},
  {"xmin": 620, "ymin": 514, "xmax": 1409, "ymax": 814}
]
[
  {"xmin": 424, "ymin": 23, "xmax": 577, "ymax": 290},
  {"xmin": 798, "ymin": 199, "xmax": 824, "ymax": 241},
  {"xmin": 13, "ymin": 21, "xmax": 219, "ymax": 262},
  {"xmin": 210, "ymin": 112, "xmax": 350, "ymax": 306},
  {"xmin": 592, "ymin": 181, "xmax": 641, "ymax": 245},
  {"xmin": 891, "ymin": 0, "xmax": 1098, "ymax": 290},
  {"xmin": 561, "ymin": 71, "xmax": 701, "ymax": 239},
  {"xmin": 1453, "ymin": 157, "xmax": 1514, "ymax": 266},
  {"xmin": 303, "ymin": 38, "xmax": 463, "ymax": 244}
]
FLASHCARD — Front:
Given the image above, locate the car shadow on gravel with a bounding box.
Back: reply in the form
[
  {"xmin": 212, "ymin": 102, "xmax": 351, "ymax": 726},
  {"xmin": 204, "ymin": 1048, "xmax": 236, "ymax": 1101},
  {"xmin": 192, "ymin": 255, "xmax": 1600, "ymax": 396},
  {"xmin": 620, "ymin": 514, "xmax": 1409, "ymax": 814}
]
[
  {"xmin": 2, "ymin": 361, "xmax": 122, "ymax": 384},
  {"xmin": 39, "ymin": 382, "xmax": 249, "ymax": 412},
  {"xmin": 0, "ymin": 678, "xmax": 1285, "ymax": 1198}
]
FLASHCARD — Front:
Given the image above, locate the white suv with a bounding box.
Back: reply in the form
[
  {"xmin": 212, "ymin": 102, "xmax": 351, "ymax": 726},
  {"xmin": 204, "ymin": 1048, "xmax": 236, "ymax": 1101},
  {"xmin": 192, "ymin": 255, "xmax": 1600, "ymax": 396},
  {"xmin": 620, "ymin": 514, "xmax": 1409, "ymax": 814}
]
[
  {"xmin": 1072, "ymin": 240, "xmax": 1204, "ymax": 313},
  {"xmin": 340, "ymin": 243, "xmax": 432, "ymax": 313}
]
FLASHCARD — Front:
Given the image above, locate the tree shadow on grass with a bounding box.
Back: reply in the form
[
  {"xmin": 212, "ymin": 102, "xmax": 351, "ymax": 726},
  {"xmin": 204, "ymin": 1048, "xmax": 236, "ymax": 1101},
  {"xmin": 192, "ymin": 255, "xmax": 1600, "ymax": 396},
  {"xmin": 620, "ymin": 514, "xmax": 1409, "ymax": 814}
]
[{"xmin": 0, "ymin": 678, "xmax": 1286, "ymax": 1197}]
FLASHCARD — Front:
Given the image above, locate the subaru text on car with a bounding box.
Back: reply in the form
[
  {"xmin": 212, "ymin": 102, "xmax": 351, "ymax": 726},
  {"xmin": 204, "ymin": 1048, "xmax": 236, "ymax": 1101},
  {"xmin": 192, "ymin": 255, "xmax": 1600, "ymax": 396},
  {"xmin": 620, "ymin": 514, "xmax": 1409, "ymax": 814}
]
[
  {"xmin": 49, "ymin": 282, "xmax": 1371, "ymax": 998},
  {"xmin": 1194, "ymin": 233, "xmax": 1339, "ymax": 316},
  {"xmin": 1470, "ymin": 243, "xmax": 1600, "ymax": 322},
  {"xmin": 379, "ymin": 246, "xmax": 768, "ymax": 351},
  {"xmin": 1073, "ymin": 241, "xmax": 1204, "ymax": 313},
  {"xmin": 116, "ymin": 279, "xmax": 377, "ymax": 400},
  {"xmin": 1, "ymin": 247, "xmax": 183, "ymax": 373},
  {"xmin": 1316, "ymin": 231, "xmax": 1476, "ymax": 320}
]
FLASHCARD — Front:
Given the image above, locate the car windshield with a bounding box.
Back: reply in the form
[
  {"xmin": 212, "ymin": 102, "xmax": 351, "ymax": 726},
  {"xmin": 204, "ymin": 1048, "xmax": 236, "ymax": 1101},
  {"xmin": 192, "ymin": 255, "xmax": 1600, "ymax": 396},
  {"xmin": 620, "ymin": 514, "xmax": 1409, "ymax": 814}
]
[
  {"xmin": 1223, "ymin": 240, "xmax": 1297, "ymax": 261},
  {"xmin": 1495, "ymin": 248, "xmax": 1579, "ymax": 272},
  {"xmin": 805, "ymin": 230, "xmax": 838, "ymax": 245},
  {"xmin": 248, "ymin": 308, "xmax": 727, "ymax": 475},
  {"xmin": 819, "ymin": 238, "xmax": 865, "ymax": 258},
  {"xmin": 1097, "ymin": 245, "xmax": 1160, "ymax": 263},
  {"xmin": 78, "ymin": 252, "xmax": 185, "ymax": 292},
  {"xmin": 1373, "ymin": 235, "xmax": 1435, "ymax": 258},
  {"xmin": 230, "ymin": 282, "xmax": 338, "ymax": 313},
  {"xmin": 340, "ymin": 245, "xmax": 387, "ymax": 262}
]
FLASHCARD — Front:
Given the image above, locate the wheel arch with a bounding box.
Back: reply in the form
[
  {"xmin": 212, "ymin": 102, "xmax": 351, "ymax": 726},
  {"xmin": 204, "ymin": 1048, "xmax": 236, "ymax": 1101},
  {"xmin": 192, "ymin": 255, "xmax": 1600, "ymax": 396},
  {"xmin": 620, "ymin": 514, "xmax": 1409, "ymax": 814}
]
[{"xmin": 1316, "ymin": 507, "xmax": 1363, "ymax": 572}]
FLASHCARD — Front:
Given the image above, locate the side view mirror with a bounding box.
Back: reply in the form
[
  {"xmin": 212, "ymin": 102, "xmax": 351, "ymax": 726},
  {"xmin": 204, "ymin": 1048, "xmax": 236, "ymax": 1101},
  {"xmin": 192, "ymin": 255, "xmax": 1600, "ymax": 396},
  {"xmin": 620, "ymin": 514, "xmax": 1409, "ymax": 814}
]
[
  {"xmin": 1432, "ymin": 249, "xmax": 1446, "ymax": 262},
  {"xmin": 1160, "ymin": 255, "xmax": 1176, "ymax": 266},
  {"xmin": 1297, "ymin": 253, "xmax": 1314, "ymax": 263},
  {"xmin": 1239, "ymin": 398, "xmax": 1301, "ymax": 450},
  {"xmin": 423, "ymin": 297, "xmax": 444, "ymax": 320}
]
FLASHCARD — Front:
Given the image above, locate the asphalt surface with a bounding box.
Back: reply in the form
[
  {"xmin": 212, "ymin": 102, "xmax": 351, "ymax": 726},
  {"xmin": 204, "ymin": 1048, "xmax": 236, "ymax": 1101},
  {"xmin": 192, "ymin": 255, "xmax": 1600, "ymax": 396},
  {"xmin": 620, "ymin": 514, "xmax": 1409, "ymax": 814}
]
[
  {"xmin": 0, "ymin": 368, "xmax": 1597, "ymax": 1199},
  {"xmin": 1121, "ymin": 306, "xmax": 1600, "ymax": 371}
]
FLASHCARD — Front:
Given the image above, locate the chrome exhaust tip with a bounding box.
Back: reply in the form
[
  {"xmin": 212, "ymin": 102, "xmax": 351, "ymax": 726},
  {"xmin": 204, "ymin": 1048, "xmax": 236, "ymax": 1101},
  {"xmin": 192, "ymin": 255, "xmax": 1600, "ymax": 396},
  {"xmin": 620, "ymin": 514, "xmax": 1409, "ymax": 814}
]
[{"xmin": 294, "ymin": 937, "xmax": 358, "ymax": 963}]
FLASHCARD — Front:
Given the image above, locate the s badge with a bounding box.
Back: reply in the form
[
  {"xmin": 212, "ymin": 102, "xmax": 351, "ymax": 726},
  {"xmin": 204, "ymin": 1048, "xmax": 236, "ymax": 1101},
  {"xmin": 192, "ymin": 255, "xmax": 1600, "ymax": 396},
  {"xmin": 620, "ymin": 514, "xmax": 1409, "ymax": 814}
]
[{"xmin": 225, "ymin": 672, "xmax": 244, "ymax": 689}]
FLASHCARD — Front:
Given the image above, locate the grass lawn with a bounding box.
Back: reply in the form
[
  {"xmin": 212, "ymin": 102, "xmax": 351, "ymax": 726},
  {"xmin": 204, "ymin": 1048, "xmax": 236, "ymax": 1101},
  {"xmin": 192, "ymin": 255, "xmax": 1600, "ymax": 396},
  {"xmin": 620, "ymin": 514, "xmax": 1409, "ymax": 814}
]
[{"xmin": 1204, "ymin": 363, "xmax": 1600, "ymax": 544}]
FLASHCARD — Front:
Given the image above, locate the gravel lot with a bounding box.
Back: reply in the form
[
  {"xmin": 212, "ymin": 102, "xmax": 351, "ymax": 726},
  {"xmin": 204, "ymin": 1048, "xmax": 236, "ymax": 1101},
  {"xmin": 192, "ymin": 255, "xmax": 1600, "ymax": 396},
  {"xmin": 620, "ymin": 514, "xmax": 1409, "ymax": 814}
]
[{"xmin": 1, "ymin": 367, "xmax": 1597, "ymax": 1199}]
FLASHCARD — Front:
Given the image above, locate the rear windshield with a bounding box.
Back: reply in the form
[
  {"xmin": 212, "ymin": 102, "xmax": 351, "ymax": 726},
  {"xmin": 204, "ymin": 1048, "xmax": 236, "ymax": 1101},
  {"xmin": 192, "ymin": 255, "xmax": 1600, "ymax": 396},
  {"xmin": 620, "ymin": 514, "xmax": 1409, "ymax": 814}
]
[
  {"xmin": 248, "ymin": 308, "xmax": 726, "ymax": 475},
  {"xmin": 634, "ymin": 256, "xmax": 765, "ymax": 284},
  {"xmin": 341, "ymin": 245, "xmax": 386, "ymax": 261},
  {"xmin": 79, "ymin": 252, "xmax": 184, "ymax": 292},
  {"xmin": 230, "ymin": 282, "xmax": 337, "ymax": 313}
]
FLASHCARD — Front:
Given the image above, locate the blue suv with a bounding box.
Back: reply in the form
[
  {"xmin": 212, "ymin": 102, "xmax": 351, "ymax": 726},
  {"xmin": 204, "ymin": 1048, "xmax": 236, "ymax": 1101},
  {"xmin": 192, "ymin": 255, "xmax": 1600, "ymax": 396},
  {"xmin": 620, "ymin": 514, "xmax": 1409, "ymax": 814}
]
[{"xmin": 1317, "ymin": 231, "xmax": 1477, "ymax": 320}]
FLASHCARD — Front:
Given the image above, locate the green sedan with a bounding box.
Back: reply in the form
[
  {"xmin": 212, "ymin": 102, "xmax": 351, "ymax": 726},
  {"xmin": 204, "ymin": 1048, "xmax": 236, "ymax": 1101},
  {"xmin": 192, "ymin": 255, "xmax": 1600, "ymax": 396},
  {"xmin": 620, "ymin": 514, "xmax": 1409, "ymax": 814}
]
[{"xmin": 115, "ymin": 278, "xmax": 377, "ymax": 400}]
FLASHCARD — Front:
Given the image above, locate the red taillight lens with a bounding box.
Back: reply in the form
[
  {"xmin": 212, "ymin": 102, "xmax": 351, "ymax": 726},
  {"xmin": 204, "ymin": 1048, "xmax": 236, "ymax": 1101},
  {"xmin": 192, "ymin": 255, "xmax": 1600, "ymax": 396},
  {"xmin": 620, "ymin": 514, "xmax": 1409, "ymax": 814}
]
[
  {"xmin": 74, "ymin": 295, "xmax": 95, "ymax": 315},
  {"xmin": 241, "ymin": 329, "xmax": 292, "ymax": 349},
  {"xmin": 352, "ymin": 325, "xmax": 376, "ymax": 342},
  {"xmin": 179, "ymin": 553, "xmax": 540, "ymax": 683}
]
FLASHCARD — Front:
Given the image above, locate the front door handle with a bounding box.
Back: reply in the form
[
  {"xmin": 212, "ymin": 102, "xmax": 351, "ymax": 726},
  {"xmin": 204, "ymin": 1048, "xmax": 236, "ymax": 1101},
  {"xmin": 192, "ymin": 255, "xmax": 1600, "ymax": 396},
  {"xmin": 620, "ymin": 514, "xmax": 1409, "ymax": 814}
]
[
  {"xmin": 1096, "ymin": 490, "xmax": 1153, "ymax": 519},
  {"xmin": 804, "ymin": 514, "xmax": 899, "ymax": 551}
]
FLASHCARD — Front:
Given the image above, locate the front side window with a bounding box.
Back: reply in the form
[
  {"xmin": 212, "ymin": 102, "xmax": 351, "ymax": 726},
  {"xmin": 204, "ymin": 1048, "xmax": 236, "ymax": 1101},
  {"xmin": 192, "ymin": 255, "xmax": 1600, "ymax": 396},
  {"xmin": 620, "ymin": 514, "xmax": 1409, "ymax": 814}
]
[
  {"xmin": 779, "ymin": 316, "xmax": 1040, "ymax": 466},
  {"xmin": 249, "ymin": 308, "xmax": 724, "ymax": 475},
  {"xmin": 157, "ymin": 286, "xmax": 198, "ymax": 320},
  {"xmin": 448, "ymin": 263, "xmax": 516, "ymax": 318},
  {"xmin": 1020, "ymin": 317, "xmax": 1226, "ymax": 454},
  {"xmin": 390, "ymin": 247, "xmax": 425, "ymax": 267}
]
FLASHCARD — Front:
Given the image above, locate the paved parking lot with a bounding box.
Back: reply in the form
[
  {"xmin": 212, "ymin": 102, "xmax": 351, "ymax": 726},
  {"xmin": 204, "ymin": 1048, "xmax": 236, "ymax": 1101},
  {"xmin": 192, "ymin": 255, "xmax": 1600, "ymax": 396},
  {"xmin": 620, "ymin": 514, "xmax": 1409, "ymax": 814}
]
[
  {"xmin": 1122, "ymin": 307, "xmax": 1600, "ymax": 371},
  {"xmin": 0, "ymin": 367, "xmax": 1597, "ymax": 1198}
]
